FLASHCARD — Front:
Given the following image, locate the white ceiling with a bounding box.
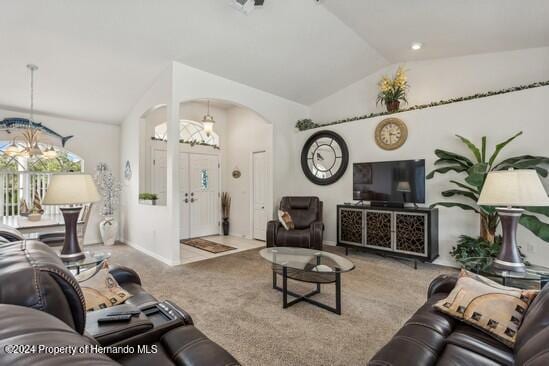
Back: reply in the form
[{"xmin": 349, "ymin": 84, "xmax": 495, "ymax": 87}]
[
  {"xmin": 323, "ymin": 0, "xmax": 549, "ymax": 63},
  {"xmin": 0, "ymin": 0, "xmax": 547, "ymax": 124}
]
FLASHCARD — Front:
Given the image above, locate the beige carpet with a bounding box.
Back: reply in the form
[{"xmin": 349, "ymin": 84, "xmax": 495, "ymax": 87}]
[{"xmin": 103, "ymin": 243, "xmax": 455, "ymax": 366}]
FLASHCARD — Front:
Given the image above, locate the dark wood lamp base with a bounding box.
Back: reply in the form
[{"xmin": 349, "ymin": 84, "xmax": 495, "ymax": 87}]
[{"xmin": 59, "ymin": 207, "xmax": 85, "ymax": 261}]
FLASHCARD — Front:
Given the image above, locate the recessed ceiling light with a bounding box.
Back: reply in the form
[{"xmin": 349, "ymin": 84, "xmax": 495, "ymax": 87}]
[{"xmin": 411, "ymin": 42, "xmax": 423, "ymax": 51}]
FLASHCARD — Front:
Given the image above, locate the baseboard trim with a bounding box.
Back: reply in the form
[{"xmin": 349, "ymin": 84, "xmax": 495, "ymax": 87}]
[
  {"xmin": 323, "ymin": 240, "xmax": 337, "ymax": 247},
  {"xmin": 122, "ymin": 240, "xmax": 178, "ymax": 266}
]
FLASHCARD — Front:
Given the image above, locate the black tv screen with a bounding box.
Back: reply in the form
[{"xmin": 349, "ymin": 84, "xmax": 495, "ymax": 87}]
[{"xmin": 353, "ymin": 159, "xmax": 425, "ymax": 203}]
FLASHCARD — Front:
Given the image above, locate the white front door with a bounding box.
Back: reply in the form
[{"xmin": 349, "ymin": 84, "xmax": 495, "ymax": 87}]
[
  {"xmin": 252, "ymin": 151, "xmax": 267, "ymax": 241},
  {"xmin": 189, "ymin": 154, "xmax": 219, "ymax": 238},
  {"xmin": 152, "ymin": 148, "xmax": 167, "ymax": 205},
  {"xmin": 179, "ymin": 153, "xmax": 190, "ymax": 239}
]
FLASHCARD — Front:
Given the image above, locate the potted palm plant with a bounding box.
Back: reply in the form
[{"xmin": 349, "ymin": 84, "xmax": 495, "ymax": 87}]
[
  {"xmin": 221, "ymin": 192, "xmax": 231, "ymax": 236},
  {"xmin": 376, "ymin": 66, "xmax": 409, "ymax": 112},
  {"xmin": 427, "ymin": 131, "xmax": 549, "ymax": 263}
]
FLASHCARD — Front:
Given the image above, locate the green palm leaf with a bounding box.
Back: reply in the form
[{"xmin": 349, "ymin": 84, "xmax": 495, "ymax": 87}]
[
  {"xmin": 441, "ymin": 189, "xmax": 479, "ymax": 202},
  {"xmin": 481, "ymin": 136, "xmax": 486, "ymax": 163},
  {"xmin": 456, "ymin": 135, "xmax": 482, "ymax": 163},
  {"xmin": 430, "ymin": 202, "xmax": 480, "ymax": 214},
  {"xmin": 488, "ymin": 131, "xmax": 523, "ymax": 167},
  {"xmin": 494, "ymin": 155, "xmax": 538, "ymax": 169},
  {"xmin": 520, "ymin": 214, "xmax": 549, "ymax": 242},
  {"xmin": 525, "ymin": 207, "xmax": 549, "ymax": 218},
  {"xmin": 450, "ymin": 180, "xmax": 479, "ymax": 194},
  {"xmin": 426, "ymin": 166, "xmax": 468, "ymax": 179},
  {"xmin": 465, "ymin": 163, "xmax": 489, "ymax": 188},
  {"xmin": 434, "ymin": 149, "xmax": 474, "ymax": 167}
]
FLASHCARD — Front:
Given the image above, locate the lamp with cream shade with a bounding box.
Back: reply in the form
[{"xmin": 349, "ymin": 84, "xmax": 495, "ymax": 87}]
[
  {"xmin": 43, "ymin": 174, "xmax": 101, "ymax": 261},
  {"xmin": 478, "ymin": 169, "xmax": 549, "ymax": 272}
]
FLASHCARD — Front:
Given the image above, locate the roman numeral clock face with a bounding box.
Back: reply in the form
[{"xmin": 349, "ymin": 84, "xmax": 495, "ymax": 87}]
[
  {"xmin": 301, "ymin": 131, "xmax": 349, "ymax": 185},
  {"xmin": 375, "ymin": 118, "xmax": 408, "ymax": 150}
]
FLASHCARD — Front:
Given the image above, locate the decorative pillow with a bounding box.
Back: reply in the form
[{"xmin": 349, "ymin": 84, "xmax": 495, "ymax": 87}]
[
  {"xmin": 278, "ymin": 210, "xmax": 295, "ymax": 230},
  {"xmin": 75, "ymin": 261, "xmax": 132, "ymax": 312},
  {"xmin": 434, "ymin": 269, "xmax": 538, "ymax": 348}
]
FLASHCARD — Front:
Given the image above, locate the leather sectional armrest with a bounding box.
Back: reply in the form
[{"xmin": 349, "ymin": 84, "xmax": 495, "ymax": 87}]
[
  {"xmin": 310, "ymin": 221, "xmax": 324, "ymax": 250},
  {"xmin": 427, "ymin": 274, "xmax": 458, "ymax": 299},
  {"xmin": 85, "ymin": 304, "xmax": 153, "ymax": 346},
  {"xmin": 109, "ymin": 264, "xmax": 142, "ymax": 286}
]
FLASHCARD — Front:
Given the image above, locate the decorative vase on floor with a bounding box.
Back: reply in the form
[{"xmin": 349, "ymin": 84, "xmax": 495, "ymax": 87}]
[
  {"xmin": 386, "ymin": 100, "xmax": 400, "ymax": 113},
  {"xmin": 99, "ymin": 216, "xmax": 118, "ymax": 246},
  {"xmin": 222, "ymin": 218, "xmax": 229, "ymax": 236}
]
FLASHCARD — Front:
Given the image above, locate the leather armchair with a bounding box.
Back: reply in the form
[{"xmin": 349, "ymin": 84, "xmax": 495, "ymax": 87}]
[{"xmin": 267, "ymin": 196, "xmax": 323, "ymax": 250}]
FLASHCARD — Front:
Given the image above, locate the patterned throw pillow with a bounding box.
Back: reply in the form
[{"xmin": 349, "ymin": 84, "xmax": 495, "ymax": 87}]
[
  {"xmin": 75, "ymin": 261, "xmax": 132, "ymax": 312},
  {"xmin": 278, "ymin": 210, "xmax": 295, "ymax": 230},
  {"xmin": 434, "ymin": 269, "xmax": 538, "ymax": 348}
]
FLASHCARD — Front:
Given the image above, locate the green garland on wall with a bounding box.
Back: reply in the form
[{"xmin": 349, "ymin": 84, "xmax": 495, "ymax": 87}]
[
  {"xmin": 296, "ymin": 80, "xmax": 549, "ymax": 131},
  {"xmin": 150, "ymin": 137, "xmax": 220, "ymax": 149}
]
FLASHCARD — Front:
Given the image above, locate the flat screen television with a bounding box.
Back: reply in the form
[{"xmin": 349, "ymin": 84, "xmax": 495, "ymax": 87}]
[{"xmin": 353, "ymin": 159, "xmax": 425, "ymax": 204}]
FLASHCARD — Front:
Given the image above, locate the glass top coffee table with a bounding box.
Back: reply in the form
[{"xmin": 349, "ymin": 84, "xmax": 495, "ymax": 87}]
[{"xmin": 260, "ymin": 247, "xmax": 354, "ymax": 315}]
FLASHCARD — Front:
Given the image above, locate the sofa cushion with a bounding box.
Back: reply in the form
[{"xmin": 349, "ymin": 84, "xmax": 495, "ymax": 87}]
[
  {"xmin": 446, "ymin": 324, "xmax": 514, "ymax": 366},
  {"xmin": 276, "ymin": 229, "xmax": 310, "ymax": 248},
  {"xmin": 437, "ymin": 344, "xmax": 503, "ymax": 366},
  {"xmin": 405, "ymin": 293, "xmax": 457, "ymax": 336},
  {"xmin": 434, "ymin": 270, "xmax": 538, "ymax": 347}
]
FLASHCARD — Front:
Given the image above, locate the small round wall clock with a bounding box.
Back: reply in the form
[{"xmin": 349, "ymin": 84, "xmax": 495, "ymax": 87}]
[
  {"xmin": 375, "ymin": 117, "xmax": 408, "ymax": 150},
  {"xmin": 301, "ymin": 130, "xmax": 349, "ymax": 185}
]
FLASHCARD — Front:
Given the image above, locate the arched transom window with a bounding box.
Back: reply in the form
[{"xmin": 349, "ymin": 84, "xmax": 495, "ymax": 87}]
[{"xmin": 154, "ymin": 120, "xmax": 219, "ymax": 147}]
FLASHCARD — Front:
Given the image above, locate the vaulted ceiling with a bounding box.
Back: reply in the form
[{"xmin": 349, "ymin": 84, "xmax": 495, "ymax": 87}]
[{"xmin": 1, "ymin": 0, "xmax": 548, "ymax": 124}]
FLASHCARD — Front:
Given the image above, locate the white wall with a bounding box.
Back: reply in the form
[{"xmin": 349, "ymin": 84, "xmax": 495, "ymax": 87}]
[
  {"xmin": 293, "ymin": 48, "xmax": 549, "ymax": 266},
  {"xmin": 120, "ymin": 62, "xmax": 308, "ymax": 265},
  {"xmin": 224, "ymin": 107, "xmax": 273, "ymax": 238},
  {"xmin": 311, "ymin": 47, "xmax": 549, "ymax": 124},
  {"xmin": 0, "ymin": 108, "xmax": 120, "ymax": 245},
  {"xmin": 119, "ymin": 67, "xmax": 177, "ymax": 265}
]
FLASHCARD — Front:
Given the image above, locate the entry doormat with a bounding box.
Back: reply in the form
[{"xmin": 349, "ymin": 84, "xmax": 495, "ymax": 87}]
[{"xmin": 180, "ymin": 238, "xmax": 237, "ymax": 254}]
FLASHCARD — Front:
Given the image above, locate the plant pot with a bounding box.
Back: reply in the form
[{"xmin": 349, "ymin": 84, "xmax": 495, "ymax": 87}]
[
  {"xmin": 222, "ymin": 219, "xmax": 229, "ymax": 236},
  {"xmin": 386, "ymin": 100, "xmax": 400, "ymax": 113},
  {"xmin": 140, "ymin": 199, "xmax": 157, "ymax": 206},
  {"xmin": 99, "ymin": 216, "xmax": 118, "ymax": 246},
  {"xmin": 28, "ymin": 213, "xmax": 42, "ymax": 222}
]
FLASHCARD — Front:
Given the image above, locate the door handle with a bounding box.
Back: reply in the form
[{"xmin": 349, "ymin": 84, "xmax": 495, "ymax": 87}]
[{"xmin": 184, "ymin": 198, "xmax": 189, "ymax": 203}]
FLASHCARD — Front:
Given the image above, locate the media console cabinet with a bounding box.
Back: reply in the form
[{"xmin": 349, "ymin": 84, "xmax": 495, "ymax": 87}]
[{"xmin": 337, "ymin": 204, "xmax": 439, "ymax": 263}]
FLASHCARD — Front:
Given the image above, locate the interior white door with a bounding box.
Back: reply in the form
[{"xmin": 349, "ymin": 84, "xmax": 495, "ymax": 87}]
[
  {"xmin": 179, "ymin": 153, "xmax": 190, "ymax": 239},
  {"xmin": 252, "ymin": 151, "xmax": 267, "ymax": 241},
  {"xmin": 189, "ymin": 154, "xmax": 219, "ymax": 237},
  {"xmin": 152, "ymin": 149, "xmax": 167, "ymax": 205}
]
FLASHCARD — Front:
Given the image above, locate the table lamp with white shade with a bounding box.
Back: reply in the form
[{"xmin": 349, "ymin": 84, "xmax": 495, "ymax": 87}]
[
  {"xmin": 477, "ymin": 169, "xmax": 549, "ymax": 272},
  {"xmin": 42, "ymin": 173, "xmax": 101, "ymax": 261}
]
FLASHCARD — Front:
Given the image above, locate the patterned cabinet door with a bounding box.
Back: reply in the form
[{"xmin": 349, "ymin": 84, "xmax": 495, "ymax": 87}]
[
  {"xmin": 339, "ymin": 208, "xmax": 364, "ymax": 246},
  {"xmin": 394, "ymin": 212, "xmax": 428, "ymax": 256},
  {"xmin": 364, "ymin": 210, "xmax": 393, "ymax": 251}
]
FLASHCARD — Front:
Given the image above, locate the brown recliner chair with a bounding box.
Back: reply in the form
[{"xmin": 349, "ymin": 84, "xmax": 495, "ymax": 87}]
[{"xmin": 267, "ymin": 196, "xmax": 323, "ymax": 250}]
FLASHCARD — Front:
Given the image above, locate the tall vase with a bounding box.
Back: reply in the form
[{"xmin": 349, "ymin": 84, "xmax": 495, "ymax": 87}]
[
  {"xmin": 222, "ymin": 218, "xmax": 230, "ymax": 236},
  {"xmin": 99, "ymin": 216, "xmax": 118, "ymax": 246}
]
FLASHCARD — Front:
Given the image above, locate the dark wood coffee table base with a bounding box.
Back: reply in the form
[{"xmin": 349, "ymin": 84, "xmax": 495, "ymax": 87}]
[{"xmin": 272, "ymin": 266, "xmax": 342, "ymax": 315}]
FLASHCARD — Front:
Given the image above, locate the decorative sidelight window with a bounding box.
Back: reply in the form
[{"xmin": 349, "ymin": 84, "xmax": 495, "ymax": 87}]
[{"xmin": 200, "ymin": 169, "xmax": 208, "ymax": 190}]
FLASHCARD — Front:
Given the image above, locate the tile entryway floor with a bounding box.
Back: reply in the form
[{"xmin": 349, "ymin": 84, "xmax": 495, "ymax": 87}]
[{"xmin": 180, "ymin": 235, "xmax": 264, "ymax": 264}]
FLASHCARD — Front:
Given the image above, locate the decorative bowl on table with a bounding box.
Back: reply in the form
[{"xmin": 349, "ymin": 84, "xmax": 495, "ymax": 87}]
[{"xmin": 27, "ymin": 213, "xmax": 42, "ymax": 222}]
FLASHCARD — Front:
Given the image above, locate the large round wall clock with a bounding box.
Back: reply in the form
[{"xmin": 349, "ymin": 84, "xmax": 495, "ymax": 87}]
[
  {"xmin": 301, "ymin": 130, "xmax": 349, "ymax": 185},
  {"xmin": 375, "ymin": 117, "xmax": 408, "ymax": 150}
]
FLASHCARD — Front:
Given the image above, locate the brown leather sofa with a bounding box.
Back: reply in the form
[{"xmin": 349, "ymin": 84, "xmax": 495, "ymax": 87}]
[
  {"xmin": 369, "ymin": 274, "xmax": 549, "ymax": 366},
  {"xmin": 267, "ymin": 196, "xmax": 323, "ymax": 250},
  {"xmin": 0, "ymin": 240, "xmax": 239, "ymax": 366}
]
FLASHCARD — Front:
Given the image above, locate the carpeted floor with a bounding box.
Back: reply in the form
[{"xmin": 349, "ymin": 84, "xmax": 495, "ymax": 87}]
[{"xmin": 102, "ymin": 243, "xmax": 455, "ymax": 366}]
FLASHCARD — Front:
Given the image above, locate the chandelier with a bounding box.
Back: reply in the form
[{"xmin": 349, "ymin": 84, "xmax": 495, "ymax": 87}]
[
  {"xmin": 202, "ymin": 100, "xmax": 216, "ymax": 137},
  {"xmin": 4, "ymin": 65, "xmax": 57, "ymax": 160}
]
